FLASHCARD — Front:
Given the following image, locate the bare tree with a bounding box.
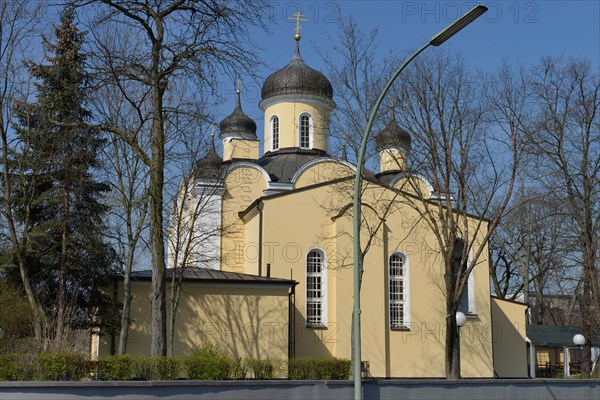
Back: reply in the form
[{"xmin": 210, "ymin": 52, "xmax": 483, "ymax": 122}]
[
  {"xmin": 80, "ymin": 0, "xmax": 268, "ymax": 356},
  {"xmin": 318, "ymin": 13, "xmax": 393, "ymax": 161},
  {"xmin": 490, "ymin": 188, "xmax": 573, "ymax": 323},
  {"xmin": 0, "ymin": 0, "xmax": 47, "ymax": 344},
  {"xmin": 526, "ymin": 57, "xmax": 599, "ymax": 378},
  {"xmin": 392, "ymin": 51, "xmax": 524, "ymax": 378},
  {"xmin": 166, "ymin": 154, "xmax": 231, "ymax": 355},
  {"xmin": 93, "ymin": 77, "xmax": 151, "ymax": 354}
]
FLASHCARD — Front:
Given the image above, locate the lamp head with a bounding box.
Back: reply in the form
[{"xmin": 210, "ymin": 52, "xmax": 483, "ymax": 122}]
[
  {"xmin": 573, "ymin": 334, "xmax": 586, "ymax": 347},
  {"xmin": 456, "ymin": 311, "xmax": 467, "ymax": 327},
  {"xmin": 430, "ymin": 5, "xmax": 488, "ymax": 46}
]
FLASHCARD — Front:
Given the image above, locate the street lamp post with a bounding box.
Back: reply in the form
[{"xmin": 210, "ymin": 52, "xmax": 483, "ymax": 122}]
[
  {"xmin": 351, "ymin": 5, "xmax": 488, "ymax": 400},
  {"xmin": 455, "ymin": 311, "xmax": 467, "ymax": 377},
  {"xmin": 573, "ymin": 334, "xmax": 586, "ymax": 377}
]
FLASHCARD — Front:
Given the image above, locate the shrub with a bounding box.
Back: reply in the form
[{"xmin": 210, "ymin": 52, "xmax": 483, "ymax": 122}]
[
  {"xmin": 0, "ymin": 354, "xmax": 21, "ymax": 381},
  {"xmin": 288, "ymin": 358, "xmax": 350, "ymax": 380},
  {"xmin": 184, "ymin": 344, "xmax": 234, "ymax": 380},
  {"xmin": 35, "ymin": 353, "xmax": 88, "ymax": 381},
  {"xmin": 247, "ymin": 358, "xmax": 278, "ymax": 380},
  {"xmin": 96, "ymin": 355, "xmax": 137, "ymax": 381},
  {"xmin": 155, "ymin": 357, "xmax": 182, "ymax": 380}
]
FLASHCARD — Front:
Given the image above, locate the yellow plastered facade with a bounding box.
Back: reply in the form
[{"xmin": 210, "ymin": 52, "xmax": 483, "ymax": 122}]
[
  {"xmin": 223, "ymin": 138, "xmax": 259, "ymax": 161},
  {"xmin": 491, "ymin": 297, "xmax": 528, "ymax": 377},
  {"xmin": 98, "ymin": 282, "xmax": 290, "ymax": 359},
  {"xmin": 263, "ymin": 101, "xmax": 330, "ymax": 153}
]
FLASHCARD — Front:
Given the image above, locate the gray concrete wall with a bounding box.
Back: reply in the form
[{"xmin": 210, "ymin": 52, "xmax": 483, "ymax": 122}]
[{"xmin": 1, "ymin": 379, "xmax": 599, "ymax": 400}]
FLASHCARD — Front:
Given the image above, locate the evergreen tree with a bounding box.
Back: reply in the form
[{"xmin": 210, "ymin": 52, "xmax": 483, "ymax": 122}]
[{"xmin": 11, "ymin": 5, "xmax": 115, "ymax": 348}]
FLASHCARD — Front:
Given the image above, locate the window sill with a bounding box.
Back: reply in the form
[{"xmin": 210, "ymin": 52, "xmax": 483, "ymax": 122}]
[
  {"xmin": 390, "ymin": 327, "xmax": 411, "ymax": 331},
  {"xmin": 306, "ymin": 324, "xmax": 328, "ymax": 330},
  {"xmin": 466, "ymin": 313, "xmax": 479, "ymax": 319}
]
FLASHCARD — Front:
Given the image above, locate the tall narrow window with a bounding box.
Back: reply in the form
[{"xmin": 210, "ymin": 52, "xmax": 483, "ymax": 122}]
[
  {"xmin": 306, "ymin": 249, "xmax": 326, "ymax": 326},
  {"xmin": 299, "ymin": 114, "xmax": 311, "ymax": 148},
  {"xmin": 453, "ymin": 239, "xmax": 474, "ymax": 314},
  {"xmin": 389, "ymin": 253, "xmax": 409, "ymax": 329},
  {"xmin": 271, "ymin": 116, "xmax": 279, "ymax": 151}
]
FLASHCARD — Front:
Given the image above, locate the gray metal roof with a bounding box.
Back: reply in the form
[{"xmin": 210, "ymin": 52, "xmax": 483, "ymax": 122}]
[
  {"xmin": 257, "ymin": 148, "xmax": 327, "ymax": 182},
  {"xmin": 261, "ymin": 42, "xmax": 333, "ymax": 102},
  {"xmin": 219, "ymin": 91, "xmax": 257, "ymax": 140},
  {"xmin": 127, "ymin": 267, "xmax": 295, "ymax": 286},
  {"xmin": 527, "ymin": 325, "xmax": 600, "ymax": 347},
  {"xmin": 374, "ymin": 109, "xmax": 411, "ymax": 152}
]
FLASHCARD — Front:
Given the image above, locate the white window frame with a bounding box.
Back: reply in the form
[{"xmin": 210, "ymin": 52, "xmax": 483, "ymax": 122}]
[
  {"xmin": 270, "ymin": 115, "xmax": 279, "ymax": 151},
  {"xmin": 299, "ymin": 113, "xmax": 313, "ymax": 149},
  {"xmin": 388, "ymin": 252, "xmax": 410, "ymax": 329},
  {"xmin": 306, "ymin": 248, "xmax": 327, "ymax": 327}
]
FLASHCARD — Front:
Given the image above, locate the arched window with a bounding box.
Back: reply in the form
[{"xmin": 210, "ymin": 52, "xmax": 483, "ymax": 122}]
[
  {"xmin": 299, "ymin": 114, "xmax": 311, "ymax": 149},
  {"xmin": 271, "ymin": 116, "xmax": 279, "ymax": 151},
  {"xmin": 306, "ymin": 249, "xmax": 326, "ymax": 327},
  {"xmin": 389, "ymin": 252, "xmax": 409, "ymax": 329}
]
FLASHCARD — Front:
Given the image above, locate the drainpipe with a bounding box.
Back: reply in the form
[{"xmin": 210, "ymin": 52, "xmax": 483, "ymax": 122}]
[{"xmin": 258, "ymin": 201, "xmax": 263, "ymax": 276}]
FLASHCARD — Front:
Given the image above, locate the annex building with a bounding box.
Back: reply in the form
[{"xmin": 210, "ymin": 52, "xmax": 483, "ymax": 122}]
[{"xmin": 96, "ymin": 31, "xmax": 527, "ymax": 379}]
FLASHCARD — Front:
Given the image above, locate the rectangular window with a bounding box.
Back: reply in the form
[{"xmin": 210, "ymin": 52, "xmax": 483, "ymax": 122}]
[
  {"xmin": 307, "ymin": 249, "xmax": 325, "ymax": 326},
  {"xmin": 389, "ymin": 253, "xmax": 408, "ymax": 329}
]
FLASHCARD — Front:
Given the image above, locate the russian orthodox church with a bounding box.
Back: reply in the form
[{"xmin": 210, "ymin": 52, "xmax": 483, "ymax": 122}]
[{"xmin": 95, "ymin": 25, "xmax": 527, "ymax": 379}]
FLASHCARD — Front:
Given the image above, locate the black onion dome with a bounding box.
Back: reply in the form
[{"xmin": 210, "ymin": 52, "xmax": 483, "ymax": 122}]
[
  {"xmin": 260, "ymin": 42, "xmax": 333, "ymax": 104},
  {"xmin": 193, "ymin": 137, "xmax": 225, "ymax": 180},
  {"xmin": 219, "ymin": 90, "xmax": 257, "ymax": 140},
  {"xmin": 374, "ymin": 109, "xmax": 411, "ymax": 151}
]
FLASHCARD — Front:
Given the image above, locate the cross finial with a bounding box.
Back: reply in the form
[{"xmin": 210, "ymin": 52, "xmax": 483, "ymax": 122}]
[
  {"xmin": 236, "ymin": 79, "xmax": 241, "ymax": 94},
  {"xmin": 210, "ymin": 124, "xmax": 216, "ymax": 150},
  {"xmin": 289, "ymin": 12, "xmax": 308, "ymax": 41}
]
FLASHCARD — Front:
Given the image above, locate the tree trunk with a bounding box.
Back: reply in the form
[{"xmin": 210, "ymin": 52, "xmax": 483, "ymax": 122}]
[
  {"xmin": 149, "ymin": 42, "xmax": 167, "ymax": 356},
  {"xmin": 55, "ymin": 186, "xmax": 70, "ymax": 350},
  {"xmin": 445, "ymin": 307, "xmax": 461, "ymax": 379},
  {"xmin": 118, "ymin": 247, "xmax": 135, "ymax": 354}
]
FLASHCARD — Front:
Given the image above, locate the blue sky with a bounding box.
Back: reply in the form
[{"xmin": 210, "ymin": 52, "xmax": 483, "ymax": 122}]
[{"xmin": 219, "ymin": 0, "xmax": 600, "ymax": 146}]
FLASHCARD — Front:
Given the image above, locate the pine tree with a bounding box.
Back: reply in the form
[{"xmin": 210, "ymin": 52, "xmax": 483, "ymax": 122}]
[{"xmin": 11, "ymin": 5, "xmax": 114, "ymax": 349}]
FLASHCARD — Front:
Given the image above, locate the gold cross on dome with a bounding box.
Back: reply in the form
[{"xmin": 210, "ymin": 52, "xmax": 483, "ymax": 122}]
[
  {"xmin": 289, "ymin": 12, "xmax": 308, "ymax": 40},
  {"xmin": 236, "ymin": 79, "xmax": 241, "ymax": 94}
]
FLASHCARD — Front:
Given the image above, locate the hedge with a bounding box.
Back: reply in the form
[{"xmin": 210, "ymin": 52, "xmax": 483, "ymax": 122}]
[{"xmin": 0, "ymin": 350, "xmax": 350, "ymax": 381}]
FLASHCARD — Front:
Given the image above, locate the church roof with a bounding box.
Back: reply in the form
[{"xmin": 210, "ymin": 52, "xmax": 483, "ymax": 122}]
[
  {"xmin": 374, "ymin": 108, "xmax": 411, "ymax": 151},
  {"xmin": 257, "ymin": 147, "xmax": 327, "ymax": 182},
  {"xmin": 219, "ymin": 89, "xmax": 257, "ymax": 140},
  {"xmin": 261, "ymin": 42, "xmax": 333, "ymax": 103},
  {"xmin": 192, "ymin": 136, "xmax": 225, "ymax": 180},
  {"xmin": 126, "ymin": 267, "xmax": 296, "ymax": 286}
]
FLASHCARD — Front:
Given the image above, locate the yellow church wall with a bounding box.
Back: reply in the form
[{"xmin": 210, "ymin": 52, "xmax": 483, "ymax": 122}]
[
  {"xmin": 238, "ymin": 174, "xmax": 495, "ymax": 377},
  {"xmin": 263, "ymin": 102, "xmax": 330, "ymax": 153},
  {"xmin": 293, "ymin": 159, "xmax": 355, "ymax": 189},
  {"xmin": 221, "ymin": 165, "xmax": 268, "ymax": 273},
  {"xmin": 240, "ymin": 184, "xmax": 341, "ymax": 359},
  {"xmin": 380, "ymin": 149, "xmax": 407, "ymax": 172},
  {"xmin": 390, "ymin": 174, "xmax": 433, "ymax": 199},
  {"xmin": 490, "ymin": 297, "xmax": 528, "ymax": 377},
  {"xmin": 99, "ymin": 281, "xmax": 290, "ymax": 360},
  {"xmin": 223, "ymin": 138, "xmax": 259, "ymax": 161}
]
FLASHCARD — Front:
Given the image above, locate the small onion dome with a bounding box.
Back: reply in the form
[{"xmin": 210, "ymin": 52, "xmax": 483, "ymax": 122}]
[
  {"xmin": 374, "ymin": 108, "xmax": 411, "ymax": 152},
  {"xmin": 219, "ymin": 89, "xmax": 257, "ymax": 140},
  {"xmin": 260, "ymin": 42, "xmax": 334, "ymax": 108},
  {"xmin": 193, "ymin": 134, "xmax": 224, "ymax": 180}
]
